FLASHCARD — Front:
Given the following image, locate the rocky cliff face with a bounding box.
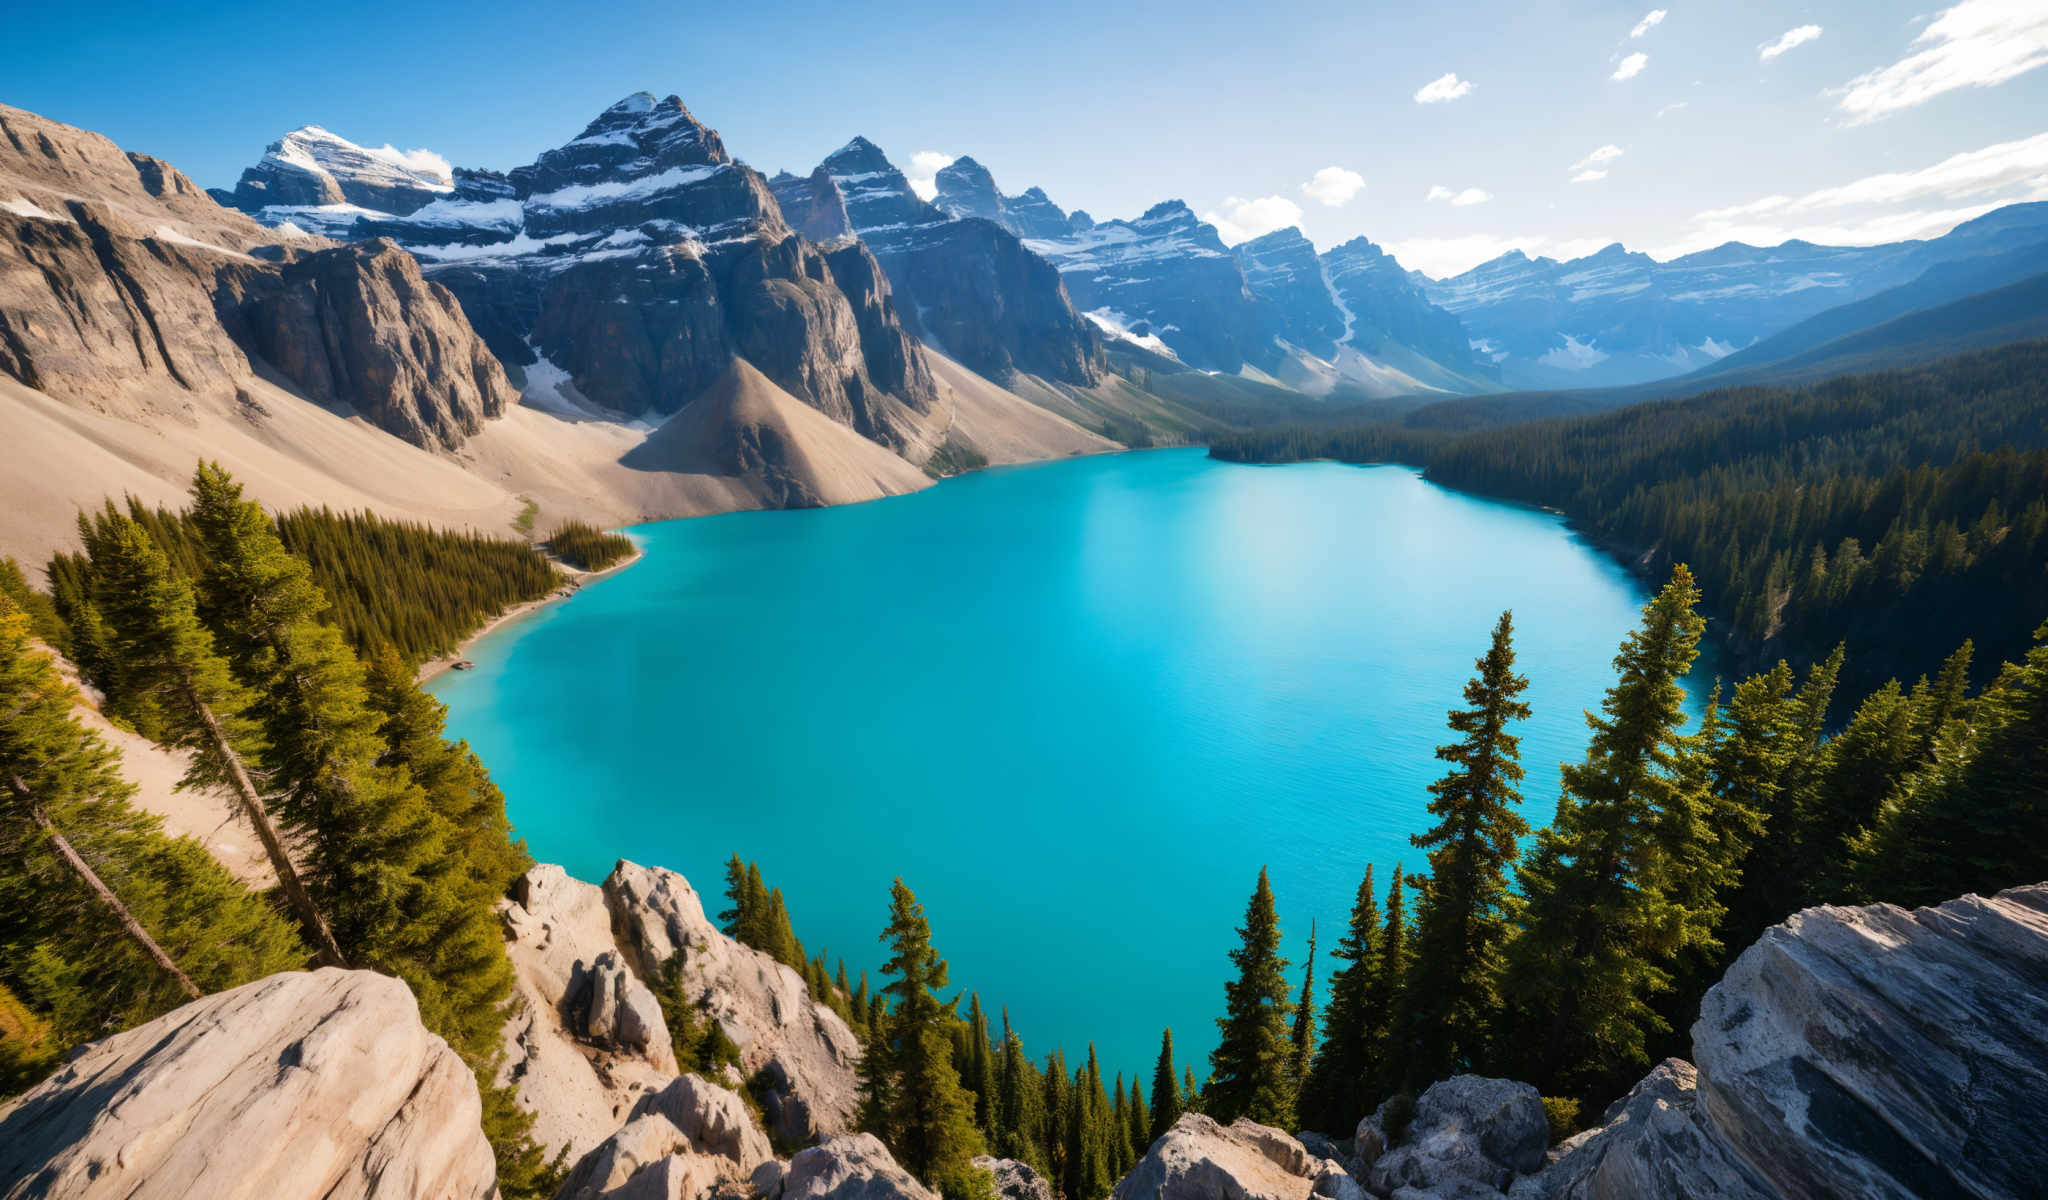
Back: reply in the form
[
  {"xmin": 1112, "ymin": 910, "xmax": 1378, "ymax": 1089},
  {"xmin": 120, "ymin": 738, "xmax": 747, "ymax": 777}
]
[
  {"xmin": 279, "ymin": 93, "xmax": 945, "ymax": 459},
  {"xmin": 816, "ymin": 140, "xmax": 1102, "ymax": 386},
  {"xmin": 496, "ymin": 860, "xmax": 862, "ymax": 1162},
  {"xmin": 0, "ymin": 969, "xmax": 497, "ymax": 1200},
  {"xmin": 0, "ymin": 103, "xmax": 512, "ymax": 450}
]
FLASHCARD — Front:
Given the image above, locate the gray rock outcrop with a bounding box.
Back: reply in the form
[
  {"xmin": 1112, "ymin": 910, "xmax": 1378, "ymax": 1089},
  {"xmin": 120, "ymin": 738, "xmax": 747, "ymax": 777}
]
[
  {"xmin": 605, "ymin": 860, "xmax": 863, "ymax": 1145},
  {"xmin": 1113, "ymin": 1114, "xmax": 1354, "ymax": 1200},
  {"xmin": 1365, "ymin": 1077, "xmax": 1546, "ymax": 1197},
  {"xmin": 973, "ymin": 1156, "xmax": 1054, "ymax": 1200},
  {"xmin": 780, "ymin": 1133, "xmax": 938, "ymax": 1200},
  {"xmin": 1690, "ymin": 883, "xmax": 2048, "ymax": 1200},
  {"xmin": 1513, "ymin": 882, "xmax": 2048, "ymax": 1200},
  {"xmin": 556, "ymin": 1074, "xmax": 773, "ymax": 1200},
  {"xmin": 0, "ymin": 968, "xmax": 496, "ymax": 1200}
]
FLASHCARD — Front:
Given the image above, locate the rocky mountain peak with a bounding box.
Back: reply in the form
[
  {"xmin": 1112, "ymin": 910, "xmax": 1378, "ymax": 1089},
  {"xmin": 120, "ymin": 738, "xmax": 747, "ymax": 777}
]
[
  {"xmin": 933, "ymin": 155, "xmax": 1001, "ymax": 221},
  {"xmin": 508, "ymin": 92, "xmax": 727, "ymax": 198},
  {"xmin": 821, "ymin": 136, "xmax": 894, "ymax": 176},
  {"xmin": 218, "ymin": 123, "xmax": 452, "ymax": 223}
]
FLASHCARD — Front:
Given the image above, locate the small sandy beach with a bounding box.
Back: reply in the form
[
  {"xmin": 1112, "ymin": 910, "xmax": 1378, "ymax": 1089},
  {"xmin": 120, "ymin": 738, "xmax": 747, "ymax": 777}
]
[{"xmin": 416, "ymin": 549, "xmax": 643, "ymax": 684}]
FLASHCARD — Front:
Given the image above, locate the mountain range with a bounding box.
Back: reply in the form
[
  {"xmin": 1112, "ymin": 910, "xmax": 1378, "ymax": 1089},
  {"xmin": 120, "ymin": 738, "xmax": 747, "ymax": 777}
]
[{"xmin": 5, "ymin": 88, "xmax": 2048, "ymax": 560}]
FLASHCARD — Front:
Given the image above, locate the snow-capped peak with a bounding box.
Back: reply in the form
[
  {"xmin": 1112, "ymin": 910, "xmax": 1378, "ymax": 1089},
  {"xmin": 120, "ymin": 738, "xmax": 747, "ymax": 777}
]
[{"xmin": 267, "ymin": 125, "xmax": 453, "ymax": 191}]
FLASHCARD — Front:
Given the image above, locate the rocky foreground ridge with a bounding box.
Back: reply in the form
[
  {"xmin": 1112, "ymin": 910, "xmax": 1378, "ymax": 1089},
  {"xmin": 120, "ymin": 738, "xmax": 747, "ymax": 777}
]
[{"xmin": 2, "ymin": 874, "xmax": 2040, "ymax": 1200}]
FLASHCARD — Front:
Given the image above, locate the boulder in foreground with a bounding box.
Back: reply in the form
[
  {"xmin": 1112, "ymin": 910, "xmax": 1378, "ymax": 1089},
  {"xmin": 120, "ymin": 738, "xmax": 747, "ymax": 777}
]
[{"xmin": 0, "ymin": 968, "xmax": 496, "ymax": 1200}]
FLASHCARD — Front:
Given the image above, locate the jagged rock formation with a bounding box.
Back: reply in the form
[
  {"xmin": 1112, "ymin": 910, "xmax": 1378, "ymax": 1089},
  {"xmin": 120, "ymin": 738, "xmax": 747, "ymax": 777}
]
[
  {"xmin": 557, "ymin": 1074, "xmax": 777, "ymax": 1200},
  {"xmin": 1316, "ymin": 237, "xmax": 1493, "ymax": 395},
  {"xmin": 0, "ymin": 103, "xmax": 512, "ymax": 450},
  {"xmin": 816, "ymin": 139, "xmax": 1102, "ymax": 386},
  {"xmin": 0, "ymin": 969, "xmax": 496, "ymax": 1200},
  {"xmin": 1514, "ymin": 883, "xmax": 2048, "ymax": 1200},
  {"xmin": 769, "ymin": 168, "xmax": 853, "ymax": 241},
  {"xmin": 497, "ymin": 860, "xmax": 861, "ymax": 1162},
  {"xmin": 605, "ymin": 860, "xmax": 864, "ymax": 1145},
  {"xmin": 1114, "ymin": 1114, "xmax": 1359, "ymax": 1200},
  {"xmin": 1420, "ymin": 203, "xmax": 2048, "ymax": 389},
  {"xmin": 211, "ymin": 125, "xmax": 453, "ymax": 236},
  {"xmin": 237, "ymin": 94, "xmax": 945, "ymax": 460},
  {"xmin": 779, "ymin": 1134, "xmax": 938, "ymax": 1200}
]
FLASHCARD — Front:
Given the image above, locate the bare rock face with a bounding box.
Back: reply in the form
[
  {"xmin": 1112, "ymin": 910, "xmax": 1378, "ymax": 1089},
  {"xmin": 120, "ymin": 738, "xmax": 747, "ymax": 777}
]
[
  {"xmin": 605, "ymin": 860, "xmax": 863, "ymax": 1145},
  {"xmin": 556, "ymin": 1075, "xmax": 773, "ymax": 1200},
  {"xmin": 499, "ymin": 864, "xmax": 680, "ymax": 1162},
  {"xmin": 1366, "ymin": 1076, "xmax": 1546, "ymax": 1198},
  {"xmin": 780, "ymin": 1134, "xmax": 938, "ymax": 1200},
  {"xmin": 0, "ymin": 102, "xmax": 511, "ymax": 452},
  {"xmin": 1505, "ymin": 1061, "xmax": 1771, "ymax": 1200},
  {"xmin": 1113, "ymin": 1114, "xmax": 1356, "ymax": 1200},
  {"xmin": 1513, "ymin": 883, "xmax": 2048, "ymax": 1200},
  {"xmin": 973, "ymin": 1156, "xmax": 1054, "ymax": 1200},
  {"xmin": 571, "ymin": 950, "xmax": 674, "ymax": 1066},
  {"xmin": 0, "ymin": 968, "xmax": 496, "ymax": 1200},
  {"xmin": 768, "ymin": 168, "xmax": 853, "ymax": 242},
  {"xmin": 1691, "ymin": 883, "xmax": 2048, "ymax": 1200},
  {"xmin": 215, "ymin": 238, "xmax": 514, "ymax": 448}
]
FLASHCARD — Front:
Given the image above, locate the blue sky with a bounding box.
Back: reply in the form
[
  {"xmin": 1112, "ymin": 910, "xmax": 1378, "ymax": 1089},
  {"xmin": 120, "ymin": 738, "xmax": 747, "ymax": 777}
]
[{"xmin": 8, "ymin": 0, "xmax": 2047, "ymax": 276}]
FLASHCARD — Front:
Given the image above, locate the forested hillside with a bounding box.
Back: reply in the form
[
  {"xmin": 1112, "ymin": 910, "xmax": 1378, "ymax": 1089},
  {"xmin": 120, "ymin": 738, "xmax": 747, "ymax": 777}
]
[{"xmin": 1213, "ymin": 339, "xmax": 2048, "ymax": 699}]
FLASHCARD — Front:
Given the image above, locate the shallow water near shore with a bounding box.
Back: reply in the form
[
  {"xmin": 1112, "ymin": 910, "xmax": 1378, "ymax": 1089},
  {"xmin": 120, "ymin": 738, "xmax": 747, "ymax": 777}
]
[{"xmin": 430, "ymin": 448, "xmax": 1706, "ymax": 1085}]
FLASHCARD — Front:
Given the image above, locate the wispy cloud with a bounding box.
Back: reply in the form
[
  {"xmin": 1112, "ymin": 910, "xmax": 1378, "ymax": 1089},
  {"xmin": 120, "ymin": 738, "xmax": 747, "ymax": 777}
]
[
  {"xmin": 1426, "ymin": 185, "xmax": 1493, "ymax": 206},
  {"xmin": 1571, "ymin": 170, "xmax": 1611, "ymax": 184},
  {"xmin": 1204, "ymin": 195, "xmax": 1304, "ymax": 244},
  {"xmin": 1656, "ymin": 101, "xmax": 1690, "ymax": 118},
  {"xmin": 1759, "ymin": 24, "xmax": 1823, "ymax": 61},
  {"xmin": 1660, "ymin": 131, "xmax": 2048, "ymax": 256},
  {"xmin": 1301, "ymin": 166, "xmax": 1366, "ymax": 206},
  {"xmin": 1573, "ymin": 145, "xmax": 1625, "ymax": 170},
  {"xmin": 1414, "ymin": 73, "xmax": 1475, "ymax": 103},
  {"xmin": 1833, "ymin": 1, "xmax": 2048, "ymax": 124},
  {"xmin": 1384, "ymin": 234, "xmax": 1610, "ymax": 279},
  {"xmin": 1612, "ymin": 52, "xmax": 1649, "ymax": 81},
  {"xmin": 368, "ymin": 144, "xmax": 452, "ymax": 184},
  {"xmin": 1631, "ymin": 9, "xmax": 1667, "ymax": 38},
  {"xmin": 906, "ymin": 151, "xmax": 955, "ymax": 200}
]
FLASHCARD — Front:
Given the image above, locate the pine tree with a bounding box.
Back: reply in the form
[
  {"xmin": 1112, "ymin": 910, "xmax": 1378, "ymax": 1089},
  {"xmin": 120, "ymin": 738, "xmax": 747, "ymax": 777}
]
[
  {"xmin": 873, "ymin": 880, "xmax": 989, "ymax": 1198},
  {"xmin": 1857, "ymin": 624, "xmax": 2048, "ymax": 906},
  {"xmin": 965, "ymin": 993, "xmax": 995, "ymax": 1139},
  {"xmin": 1395, "ymin": 611, "xmax": 1533, "ymax": 1085},
  {"xmin": 0, "ymin": 594, "xmax": 303, "ymax": 1043},
  {"xmin": 1126, "ymin": 1077, "xmax": 1150, "ymax": 1161},
  {"xmin": 1300, "ymin": 866, "xmax": 1379, "ymax": 1132},
  {"xmin": 1367, "ymin": 866, "xmax": 1410, "ymax": 1094},
  {"xmin": 720, "ymin": 854, "xmax": 751, "ymax": 932},
  {"xmin": 78, "ymin": 506, "xmax": 344, "ymax": 965},
  {"xmin": 1289, "ymin": 922, "xmax": 1317, "ymax": 1099},
  {"xmin": 1207, "ymin": 867, "xmax": 1294, "ymax": 1128},
  {"xmin": 1149, "ymin": 1028, "xmax": 1181, "ymax": 1140},
  {"xmin": 1501, "ymin": 566, "xmax": 1713, "ymax": 1093}
]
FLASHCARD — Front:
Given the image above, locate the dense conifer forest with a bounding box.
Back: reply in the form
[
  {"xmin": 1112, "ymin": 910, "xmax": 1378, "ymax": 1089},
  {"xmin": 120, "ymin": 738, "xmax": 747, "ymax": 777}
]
[
  {"xmin": 2, "ymin": 435, "xmax": 2044, "ymax": 1200},
  {"xmin": 544, "ymin": 521, "xmax": 638, "ymax": 572},
  {"xmin": 1211, "ymin": 339, "xmax": 2048, "ymax": 701}
]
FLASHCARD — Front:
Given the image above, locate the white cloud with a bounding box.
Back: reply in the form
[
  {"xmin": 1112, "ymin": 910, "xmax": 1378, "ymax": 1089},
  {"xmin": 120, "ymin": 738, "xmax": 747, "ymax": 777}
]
[
  {"xmin": 1301, "ymin": 166, "xmax": 1366, "ymax": 206},
  {"xmin": 1573, "ymin": 145, "xmax": 1625, "ymax": 170},
  {"xmin": 1657, "ymin": 101, "xmax": 1690, "ymax": 118},
  {"xmin": 1661, "ymin": 131, "xmax": 2048, "ymax": 256},
  {"xmin": 1426, "ymin": 185, "xmax": 1493, "ymax": 206},
  {"xmin": 1414, "ymin": 73, "xmax": 1474, "ymax": 103},
  {"xmin": 1383, "ymin": 234, "xmax": 1609, "ymax": 279},
  {"xmin": 1631, "ymin": 9, "xmax": 1667, "ymax": 38},
  {"xmin": 1612, "ymin": 52, "xmax": 1649, "ymax": 80},
  {"xmin": 1759, "ymin": 24, "xmax": 1823, "ymax": 61},
  {"xmin": 1833, "ymin": 1, "xmax": 2048, "ymax": 124},
  {"xmin": 1203, "ymin": 195, "xmax": 1305, "ymax": 244},
  {"xmin": 1571, "ymin": 170, "xmax": 1611, "ymax": 183},
  {"xmin": 369, "ymin": 144, "xmax": 453, "ymax": 185},
  {"xmin": 906, "ymin": 151, "xmax": 955, "ymax": 201}
]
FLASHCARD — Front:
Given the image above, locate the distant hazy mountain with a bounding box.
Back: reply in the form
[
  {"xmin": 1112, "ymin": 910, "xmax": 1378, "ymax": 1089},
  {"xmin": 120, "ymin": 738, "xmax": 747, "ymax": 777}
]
[{"xmin": 1421, "ymin": 204, "xmax": 2048, "ymax": 389}]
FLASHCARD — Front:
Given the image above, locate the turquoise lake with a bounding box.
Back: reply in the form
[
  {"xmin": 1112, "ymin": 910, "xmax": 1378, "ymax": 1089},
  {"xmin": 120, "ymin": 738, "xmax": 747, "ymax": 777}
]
[{"xmin": 429, "ymin": 448, "xmax": 1706, "ymax": 1087}]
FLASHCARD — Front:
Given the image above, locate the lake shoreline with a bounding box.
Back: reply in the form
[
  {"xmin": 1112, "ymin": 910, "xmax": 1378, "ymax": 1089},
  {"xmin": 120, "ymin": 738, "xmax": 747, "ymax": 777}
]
[{"xmin": 416, "ymin": 549, "xmax": 643, "ymax": 684}]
